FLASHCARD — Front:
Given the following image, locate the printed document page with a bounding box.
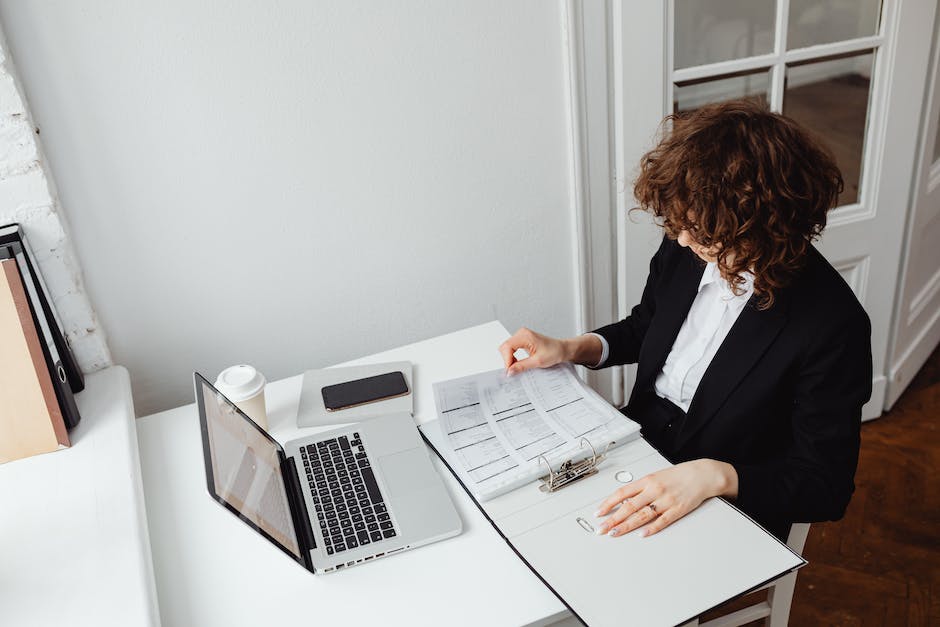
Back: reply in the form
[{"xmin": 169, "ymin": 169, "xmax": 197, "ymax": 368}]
[{"xmin": 432, "ymin": 364, "xmax": 640, "ymax": 500}]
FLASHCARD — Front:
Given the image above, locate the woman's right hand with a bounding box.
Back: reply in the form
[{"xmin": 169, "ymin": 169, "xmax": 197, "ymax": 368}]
[
  {"xmin": 499, "ymin": 328, "xmax": 603, "ymax": 375},
  {"xmin": 499, "ymin": 327, "xmax": 569, "ymax": 375}
]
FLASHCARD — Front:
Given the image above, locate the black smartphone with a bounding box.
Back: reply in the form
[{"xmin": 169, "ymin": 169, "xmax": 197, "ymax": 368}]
[{"xmin": 321, "ymin": 371, "xmax": 410, "ymax": 412}]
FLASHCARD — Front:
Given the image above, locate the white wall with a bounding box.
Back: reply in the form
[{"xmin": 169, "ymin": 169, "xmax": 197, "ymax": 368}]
[{"xmin": 0, "ymin": 2, "xmax": 579, "ymax": 416}]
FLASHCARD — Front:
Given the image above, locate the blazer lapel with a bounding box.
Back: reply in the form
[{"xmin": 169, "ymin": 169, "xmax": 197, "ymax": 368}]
[
  {"xmin": 632, "ymin": 250, "xmax": 705, "ymax": 399},
  {"xmin": 676, "ymin": 292, "xmax": 789, "ymax": 450}
]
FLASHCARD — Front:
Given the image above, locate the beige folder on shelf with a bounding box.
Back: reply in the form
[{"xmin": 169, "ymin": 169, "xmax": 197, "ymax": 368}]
[{"xmin": 0, "ymin": 259, "xmax": 69, "ymax": 464}]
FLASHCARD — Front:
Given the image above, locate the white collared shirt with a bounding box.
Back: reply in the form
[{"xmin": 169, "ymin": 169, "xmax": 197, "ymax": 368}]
[
  {"xmin": 589, "ymin": 262, "xmax": 755, "ymax": 412},
  {"xmin": 654, "ymin": 262, "xmax": 754, "ymax": 411}
]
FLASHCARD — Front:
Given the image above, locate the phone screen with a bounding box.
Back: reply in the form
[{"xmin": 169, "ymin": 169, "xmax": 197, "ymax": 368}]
[{"xmin": 321, "ymin": 371, "xmax": 409, "ymax": 411}]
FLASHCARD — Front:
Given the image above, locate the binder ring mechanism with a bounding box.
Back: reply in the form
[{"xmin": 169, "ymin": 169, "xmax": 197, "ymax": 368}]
[{"xmin": 537, "ymin": 439, "xmax": 613, "ymax": 494}]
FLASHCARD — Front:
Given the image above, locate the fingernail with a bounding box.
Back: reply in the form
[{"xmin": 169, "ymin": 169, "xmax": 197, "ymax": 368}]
[
  {"xmin": 608, "ymin": 528, "xmax": 619, "ymax": 537},
  {"xmin": 642, "ymin": 529, "xmax": 650, "ymax": 538},
  {"xmin": 593, "ymin": 509, "xmax": 604, "ymax": 518}
]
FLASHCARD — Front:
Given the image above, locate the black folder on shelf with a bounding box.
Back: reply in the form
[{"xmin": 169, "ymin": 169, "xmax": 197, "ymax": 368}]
[
  {"xmin": 0, "ymin": 223, "xmax": 84, "ymax": 394},
  {"xmin": 0, "ymin": 242, "xmax": 81, "ymax": 430}
]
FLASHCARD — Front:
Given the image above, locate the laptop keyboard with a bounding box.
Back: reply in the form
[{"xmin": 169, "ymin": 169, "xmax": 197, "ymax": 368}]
[{"xmin": 301, "ymin": 433, "xmax": 398, "ymax": 556}]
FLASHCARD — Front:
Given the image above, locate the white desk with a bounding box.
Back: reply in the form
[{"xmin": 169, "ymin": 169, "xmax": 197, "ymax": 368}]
[
  {"xmin": 137, "ymin": 322, "xmax": 569, "ymax": 626},
  {"xmin": 0, "ymin": 367, "xmax": 160, "ymax": 627}
]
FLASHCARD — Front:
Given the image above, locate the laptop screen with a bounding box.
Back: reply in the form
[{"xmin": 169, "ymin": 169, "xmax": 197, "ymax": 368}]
[{"xmin": 195, "ymin": 374, "xmax": 302, "ymax": 562}]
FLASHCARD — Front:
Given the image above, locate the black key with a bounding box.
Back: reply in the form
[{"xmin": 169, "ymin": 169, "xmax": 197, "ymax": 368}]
[
  {"xmin": 328, "ymin": 481, "xmax": 338, "ymax": 490},
  {"xmin": 375, "ymin": 503, "xmax": 387, "ymax": 514},
  {"xmin": 331, "ymin": 488, "xmax": 343, "ymax": 498},
  {"xmin": 380, "ymin": 521, "xmax": 393, "ymax": 530},
  {"xmin": 355, "ymin": 452, "xmax": 367, "ymax": 460},
  {"xmin": 352, "ymin": 477, "xmax": 363, "ymax": 486},
  {"xmin": 320, "ymin": 520, "xmax": 328, "ymax": 529},
  {"xmin": 370, "ymin": 531, "xmax": 382, "ymax": 542},
  {"xmin": 357, "ymin": 460, "xmax": 370, "ymax": 469},
  {"xmin": 341, "ymin": 519, "xmax": 352, "ymax": 529},
  {"xmin": 353, "ymin": 432, "xmax": 360, "ymax": 439},
  {"xmin": 326, "ymin": 546, "xmax": 334, "ymax": 555},
  {"xmin": 331, "ymin": 533, "xmax": 343, "ymax": 543},
  {"xmin": 382, "ymin": 529, "xmax": 396, "ymax": 539},
  {"xmin": 358, "ymin": 499, "xmax": 369, "ymax": 508},
  {"xmin": 329, "ymin": 525, "xmax": 340, "ymax": 536},
  {"xmin": 316, "ymin": 480, "xmax": 327, "ymax": 489},
  {"xmin": 367, "ymin": 522, "xmax": 379, "ymax": 532},
  {"xmin": 377, "ymin": 513, "xmax": 390, "ymax": 522},
  {"xmin": 347, "ymin": 538, "xmax": 358, "ymax": 549},
  {"xmin": 339, "ymin": 436, "xmax": 351, "ymax": 451},
  {"xmin": 365, "ymin": 514, "xmax": 376, "ymax": 524},
  {"xmin": 306, "ymin": 473, "xmax": 313, "ymax": 481},
  {"xmin": 354, "ymin": 521, "xmax": 366, "ymax": 531},
  {"xmin": 354, "ymin": 484, "xmax": 366, "ymax": 495},
  {"xmin": 317, "ymin": 441, "xmax": 328, "ymax": 449},
  {"xmin": 362, "ymin": 506, "xmax": 373, "ymax": 515},
  {"xmin": 352, "ymin": 514, "xmax": 363, "ymax": 523},
  {"xmin": 335, "ymin": 544, "xmax": 346, "ymax": 552},
  {"xmin": 318, "ymin": 488, "xmax": 330, "ymax": 497},
  {"xmin": 349, "ymin": 506, "xmax": 360, "ymax": 515},
  {"xmin": 303, "ymin": 459, "xmax": 310, "ymax": 468},
  {"xmin": 357, "ymin": 531, "xmax": 370, "ymax": 543},
  {"xmin": 324, "ymin": 535, "xmax": 332, "ymax": 545}
]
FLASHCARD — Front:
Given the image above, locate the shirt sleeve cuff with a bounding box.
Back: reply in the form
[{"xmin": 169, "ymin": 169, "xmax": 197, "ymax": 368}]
[{"xmin": 585, "ymin": 333, "xmax": 609, "ymax": 369}]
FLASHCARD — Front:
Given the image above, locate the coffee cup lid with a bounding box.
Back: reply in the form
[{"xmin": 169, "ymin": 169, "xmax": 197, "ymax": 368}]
[{"xmin": 215, "ymin": 365, "xmax": 266, "ymax": 401}]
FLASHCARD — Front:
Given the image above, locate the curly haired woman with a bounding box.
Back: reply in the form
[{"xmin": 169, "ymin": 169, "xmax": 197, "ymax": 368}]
[{"xmin": 499, "ymin": 99, "xmax": 872, "ymax": 542}]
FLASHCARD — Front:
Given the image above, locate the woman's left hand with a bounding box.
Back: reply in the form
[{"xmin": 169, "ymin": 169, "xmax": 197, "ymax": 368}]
[{"xmin": 594, "ymin": 459, "xmax": 738, "ymax": 538}]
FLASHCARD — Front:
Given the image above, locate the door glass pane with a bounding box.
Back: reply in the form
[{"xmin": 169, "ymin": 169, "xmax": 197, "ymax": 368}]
[
  {"xmin": 788, "ymin": 0, "xmax": 882, "ymax": 50},
  {"xmin": 783, "ymin": 51, "xmax": 875, "ymax": 207},
  {"xmin": 675, "ymin": 0, "xmax": 776, "ymax": 69},
  {"xmin": 674, "ymin": 68, "xmax": 771, "ymax": 114}
]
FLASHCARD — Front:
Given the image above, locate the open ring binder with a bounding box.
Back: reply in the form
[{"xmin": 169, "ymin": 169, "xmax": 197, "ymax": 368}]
[{"xmin": 536, "ymin": 438, "xmax": 613, "ymax": 494}]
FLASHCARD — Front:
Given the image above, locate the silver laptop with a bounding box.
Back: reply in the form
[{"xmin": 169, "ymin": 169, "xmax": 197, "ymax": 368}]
[{"xmin": 194, "ymin": 372, "xmax": 462, "ymax": 573}]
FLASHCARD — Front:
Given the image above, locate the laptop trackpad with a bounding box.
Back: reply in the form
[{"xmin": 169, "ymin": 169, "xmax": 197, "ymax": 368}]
[{"xmin": 379, "ymin": 447, "xmax": 436, "ymax": 500}]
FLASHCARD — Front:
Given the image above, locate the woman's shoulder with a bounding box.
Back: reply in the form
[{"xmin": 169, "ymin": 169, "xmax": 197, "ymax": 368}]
[{"xmin": 787, "ymin": 245, "xmax": 871, "ymax": 335}]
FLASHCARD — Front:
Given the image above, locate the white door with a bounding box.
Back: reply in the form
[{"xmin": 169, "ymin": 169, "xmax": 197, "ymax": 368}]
[
  {"xmin": 886, "ymin": 9, "xmax": 940, "ymax": 408},
  {"xmin": 601, "ymin": 0, "xmax": 938, "ymax": 420}
]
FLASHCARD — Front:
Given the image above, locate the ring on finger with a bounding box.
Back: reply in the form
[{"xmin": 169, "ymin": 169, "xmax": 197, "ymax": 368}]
[{"xmin": 647, "ymin": 503, "xmax": 658, "ymax": 515}]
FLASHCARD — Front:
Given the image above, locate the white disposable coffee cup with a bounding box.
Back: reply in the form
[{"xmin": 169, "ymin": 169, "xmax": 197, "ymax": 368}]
[{"xmin": 215, "ymin": 365, "xmax": 269, "ymax": 430}]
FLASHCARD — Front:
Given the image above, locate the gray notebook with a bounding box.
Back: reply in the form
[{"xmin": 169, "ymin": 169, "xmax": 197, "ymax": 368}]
[{"xmin": 297, "ymin": 361, "xmax": 414, "ymax": 428}]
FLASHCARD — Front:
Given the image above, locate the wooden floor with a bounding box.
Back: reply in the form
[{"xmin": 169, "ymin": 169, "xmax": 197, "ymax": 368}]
[{"xmin": 701, "ymin": 343, "xmax": 940, "ymax": 626}]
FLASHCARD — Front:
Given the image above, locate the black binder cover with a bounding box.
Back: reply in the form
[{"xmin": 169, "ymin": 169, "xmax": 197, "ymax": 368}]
[
  {"xmin": 0, "ymin": 244, "xmax": 81, "ymax": 430},
  {"xmin": 0, "ymin": 223, "xmax": 84, "ymax": 394}
]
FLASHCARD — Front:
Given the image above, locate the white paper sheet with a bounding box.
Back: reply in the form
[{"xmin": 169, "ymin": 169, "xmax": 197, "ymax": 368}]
[{"xmin": 432, "ymin": 364, "xmax": 640, "ymax": 500}]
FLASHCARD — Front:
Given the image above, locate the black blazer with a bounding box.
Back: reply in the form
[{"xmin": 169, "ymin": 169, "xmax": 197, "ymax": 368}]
[{"xmin": 591, "ymin": 237, "xmax": 872, "ymax": 539}]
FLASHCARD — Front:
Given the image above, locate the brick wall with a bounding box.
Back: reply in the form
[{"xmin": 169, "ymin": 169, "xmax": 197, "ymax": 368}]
[{"xmin": 0, "ymin": 28, "xmax": 110, "ymax": 372}]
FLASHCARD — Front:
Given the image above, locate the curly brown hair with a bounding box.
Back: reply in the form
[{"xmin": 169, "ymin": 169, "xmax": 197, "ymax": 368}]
[{"xmin": 634, "ymin": 99, "xmax": 843, "ymax": 309}]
